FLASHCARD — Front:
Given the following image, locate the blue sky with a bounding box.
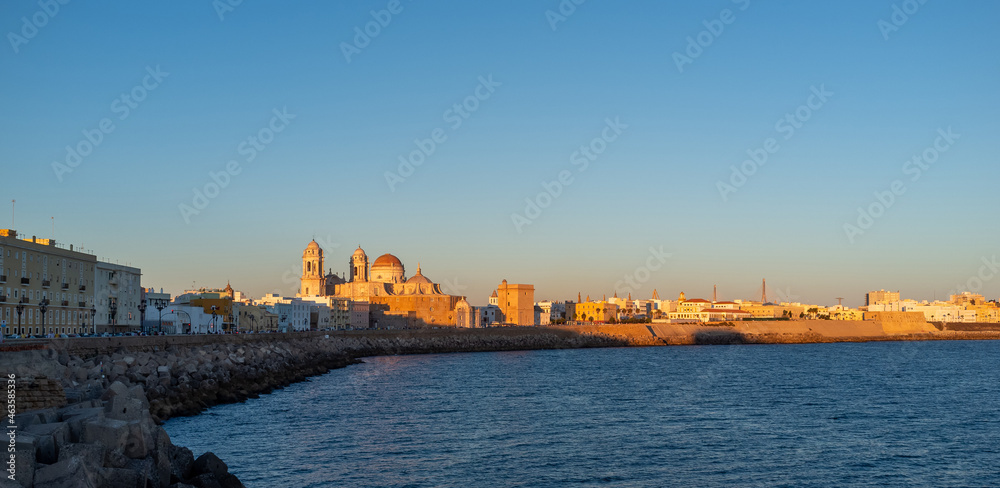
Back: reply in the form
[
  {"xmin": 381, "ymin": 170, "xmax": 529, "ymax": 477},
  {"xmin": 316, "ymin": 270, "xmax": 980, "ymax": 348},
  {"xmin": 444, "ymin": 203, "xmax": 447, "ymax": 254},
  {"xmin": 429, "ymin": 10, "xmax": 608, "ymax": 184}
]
[{"xmin": 1, "ymin": 1, "xmax": 997, "ymax": 306}]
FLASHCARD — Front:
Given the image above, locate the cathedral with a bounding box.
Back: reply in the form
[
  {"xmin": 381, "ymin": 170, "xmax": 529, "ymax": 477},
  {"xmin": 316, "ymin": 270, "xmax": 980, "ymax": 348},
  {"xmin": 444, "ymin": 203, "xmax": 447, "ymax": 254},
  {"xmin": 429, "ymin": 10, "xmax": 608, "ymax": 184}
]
[{"xmin": 299, "ymin": 240, "xmax": 463, "ymax": 327}]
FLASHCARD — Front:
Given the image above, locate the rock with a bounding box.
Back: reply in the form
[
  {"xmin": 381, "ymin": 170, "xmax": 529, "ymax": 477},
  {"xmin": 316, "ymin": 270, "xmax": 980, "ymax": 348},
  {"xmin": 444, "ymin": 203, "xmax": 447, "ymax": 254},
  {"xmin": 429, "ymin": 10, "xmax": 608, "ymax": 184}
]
[
  {"xmin": 57, "ymin": 442, "xmax": 105, "ymax": 467},
  {"xmin": 218, "ymin": 473, "xmax": 246, "ymax": 488},
  {"xmin": 101, "ymin": 381, "xmax": 129, "ymax": 402},
  {"xmin": 99, "ymin": 466, "xmax": 143, "ymax": 488},
  {"xmin": 123, "ymin": 420, "xmax": 154, "ymax": 459},
  {"xmin": 187, "ymin": 473, "xmax": 223, "ymax": 488},
  {"xmin": 61, "ymin": 407, "xmax": 105, "ymax": 443},
  {"xmin": 111, "ymin": 364, "xmax": 127, "ymax": 378},
  {"xmin": 104, "ymin": 446, "xmax": 130, "ymax": 469},
  {"xmin": 168, "ymin": 444, "xmax": 195, "ymax": 483},
  {"xmin": 82, "ymin": 417, "xmax": 129, "ymax": 449},
  {"xmin": 192, "ymin": 452, "xmax": 229, "ymax": 480},
  {"xmin": 23, "ymin": 421, "xmax": 70, "ymax": 464},
  {"xmin": 153, "ymin": 428, "xmax": 173, "ymax": 488},
  {"xmin": 33, "ymin": 455, "xmax": 98, "ymax": 488},
  {"xmin": 10, "ymin": 434, "xmax": 36, "ymax": 487}
]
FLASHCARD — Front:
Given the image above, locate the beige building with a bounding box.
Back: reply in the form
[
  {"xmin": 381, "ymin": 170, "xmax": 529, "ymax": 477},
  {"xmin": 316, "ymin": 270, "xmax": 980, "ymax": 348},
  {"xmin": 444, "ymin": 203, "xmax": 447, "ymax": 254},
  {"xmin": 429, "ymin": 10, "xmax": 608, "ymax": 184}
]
[
  {"xmin": 95, "ymin": 261, "xmax": 142, "ymax": 333},
  {"xmin": 496, "ymin": 280, "xmax": 535, "ymax": 326},
  {"xmin": 1, "ymin": 229, "xmax": 99, "ymax": 336},
  {"xmin": 866, "ymin": 290, "xmax": 901, "ymax": 307}
]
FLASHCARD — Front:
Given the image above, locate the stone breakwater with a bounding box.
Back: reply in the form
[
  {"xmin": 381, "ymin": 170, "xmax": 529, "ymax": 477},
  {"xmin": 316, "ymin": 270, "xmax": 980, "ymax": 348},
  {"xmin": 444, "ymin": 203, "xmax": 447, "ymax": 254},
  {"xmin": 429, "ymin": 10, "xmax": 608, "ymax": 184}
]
[
  {"xmin": 0, "ymin": 328, "xmax": 629, "ymax": 487},
  {"xmin": 5, "ymin": 322, "xmax": 1000, "ymax": 487}
]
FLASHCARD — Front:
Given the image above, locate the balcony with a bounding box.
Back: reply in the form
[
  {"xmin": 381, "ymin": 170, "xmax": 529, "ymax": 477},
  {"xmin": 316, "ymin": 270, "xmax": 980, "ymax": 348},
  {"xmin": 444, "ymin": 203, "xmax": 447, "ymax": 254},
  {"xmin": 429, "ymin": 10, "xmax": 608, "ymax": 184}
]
[
  {"xmin": 42, "ymin": 280, "xmax": 51, "ymax": 288},
  {"xmin": 0, "ymin": 275, "xmax": 5, "ymax": 283},
  {"xmin": 0, "ymin": 296, "xmax": 6, "ymax": 303},
  {"xmin": 78, "ymin": 301, "xmax": 86, "ymax": 308},
  {"xmin": 61, "ymin": 283, "xmax": 69, "ymax": 290},
  {"xmin": 20, "ymin": 278, "xmax": 29, "ymax": 285},
  {"xmin": 61, "ymin": 300, "xmax": 69, "ymax": 307},
  {"xmin": 79, "ymin": 285, "xmax": 86, "ymax": 291}
]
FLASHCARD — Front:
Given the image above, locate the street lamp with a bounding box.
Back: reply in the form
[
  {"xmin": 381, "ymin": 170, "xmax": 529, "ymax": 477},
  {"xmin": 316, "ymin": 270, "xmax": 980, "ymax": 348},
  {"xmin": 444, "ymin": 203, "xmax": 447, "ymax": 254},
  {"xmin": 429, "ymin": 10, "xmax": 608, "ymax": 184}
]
[
  {"xmin": 137, "ymin": 299, "xmax": 147, "ymax": 335},
  {"xmin": 90, "ymin": 305, "xmax": 96, "ymax": 335},
  {"xmin": 109, "ymin": 298, "xmax": 118, "ymax": 334},
  {"xmin": 15, "ymin": 298, "xmax": 25, "ymax": 336},
  {"xmin": 39, "ymin": 298, "xmax": 49, "ymax": 337},
  {"xmin": 153, "ymin": 298, "xmax": 166, "ymax": 334},
  {"xmin": 228, "ymin": 312, "xmax": 234, "ymax": 334}
]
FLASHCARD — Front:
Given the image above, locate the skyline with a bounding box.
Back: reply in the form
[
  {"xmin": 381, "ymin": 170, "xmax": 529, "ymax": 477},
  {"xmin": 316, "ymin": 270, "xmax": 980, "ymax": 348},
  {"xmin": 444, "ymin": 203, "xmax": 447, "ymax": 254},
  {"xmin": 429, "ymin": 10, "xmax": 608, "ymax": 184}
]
[{"xmin": 2, "ymin": 1, "xmax": 998, "ymax": 306}]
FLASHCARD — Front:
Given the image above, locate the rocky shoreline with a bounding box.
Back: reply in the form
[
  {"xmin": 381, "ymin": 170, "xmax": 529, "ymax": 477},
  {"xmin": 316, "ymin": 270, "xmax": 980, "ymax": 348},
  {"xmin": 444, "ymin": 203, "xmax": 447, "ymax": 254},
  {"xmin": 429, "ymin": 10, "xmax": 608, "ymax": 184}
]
[
  {"xmin": 4, "ymin": 324, "xmax": 1000, "ymax": 487},
  {"xmin": 0, "ymin": 329, "xmax": 629, "ymax": 487}
]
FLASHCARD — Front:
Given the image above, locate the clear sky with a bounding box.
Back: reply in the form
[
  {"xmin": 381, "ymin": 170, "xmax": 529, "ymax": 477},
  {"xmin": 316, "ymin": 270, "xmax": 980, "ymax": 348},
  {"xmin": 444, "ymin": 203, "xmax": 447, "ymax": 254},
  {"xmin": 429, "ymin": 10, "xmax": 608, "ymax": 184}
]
[{"xmin": 1, "ymin": 1, "xmax": 998, "ymax": 307}]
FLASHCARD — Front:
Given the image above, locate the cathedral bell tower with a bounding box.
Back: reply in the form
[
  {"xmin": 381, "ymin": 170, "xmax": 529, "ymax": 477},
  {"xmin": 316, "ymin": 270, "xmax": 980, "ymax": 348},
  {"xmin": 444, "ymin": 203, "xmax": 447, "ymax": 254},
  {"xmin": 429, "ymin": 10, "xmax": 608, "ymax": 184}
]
[
  {"xmin": 350, "ymin": 246, "xmax": 369, "ymax": 282},
  {"xmin": 300, "ymin": 240, "xmax": 325, "ymax": 296}
]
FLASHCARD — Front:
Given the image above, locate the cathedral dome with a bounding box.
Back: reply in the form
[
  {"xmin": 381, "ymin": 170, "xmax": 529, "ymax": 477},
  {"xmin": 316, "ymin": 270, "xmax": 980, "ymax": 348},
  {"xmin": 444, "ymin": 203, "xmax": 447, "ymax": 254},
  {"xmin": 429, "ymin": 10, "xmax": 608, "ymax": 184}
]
[
  {"xmin": 371, "ymin": 253, "xmax": 405, "ymax": 283},
  {"xmin": 406, "ymin": 263, "xmax": 432, "ymax": 284},
  {"xmin": 372, "ymin": 254, "xmax": 403, "ymax": 268},
  {"xmin": 352, "ymin": 246, "xmax": 367, "ymax": 258},
  {"xmin": 306, "ymin": 240, "xmax": 320, "ymax": 249}
]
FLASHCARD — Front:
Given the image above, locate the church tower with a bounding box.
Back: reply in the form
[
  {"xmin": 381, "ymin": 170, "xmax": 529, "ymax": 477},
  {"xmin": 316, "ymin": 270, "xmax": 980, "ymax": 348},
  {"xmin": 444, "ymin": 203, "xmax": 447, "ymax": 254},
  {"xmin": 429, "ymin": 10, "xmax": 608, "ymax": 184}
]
[
  {"xmin": 300, "ymin": 240, "xmax": 325, "ymax": 296},
  {"xmin": 350, "ymin": 246, "xmax": 369, "ymax": 282}
]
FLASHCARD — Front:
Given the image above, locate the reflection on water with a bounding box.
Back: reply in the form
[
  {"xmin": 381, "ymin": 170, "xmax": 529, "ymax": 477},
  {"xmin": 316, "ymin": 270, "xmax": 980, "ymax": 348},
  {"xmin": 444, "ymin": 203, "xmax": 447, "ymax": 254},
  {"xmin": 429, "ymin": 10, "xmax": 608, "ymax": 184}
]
[{"xmin": 165, "ymin": 342, "xmax": 1000, "ymax": 487}]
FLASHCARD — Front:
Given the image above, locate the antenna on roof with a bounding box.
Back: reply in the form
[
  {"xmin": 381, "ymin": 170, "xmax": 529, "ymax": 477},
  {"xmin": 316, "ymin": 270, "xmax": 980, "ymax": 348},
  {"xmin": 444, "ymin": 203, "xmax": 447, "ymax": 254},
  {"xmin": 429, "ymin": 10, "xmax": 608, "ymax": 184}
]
[{"xmin": 836, "ymin": 297, "xmax": 844, "ymax": 307}]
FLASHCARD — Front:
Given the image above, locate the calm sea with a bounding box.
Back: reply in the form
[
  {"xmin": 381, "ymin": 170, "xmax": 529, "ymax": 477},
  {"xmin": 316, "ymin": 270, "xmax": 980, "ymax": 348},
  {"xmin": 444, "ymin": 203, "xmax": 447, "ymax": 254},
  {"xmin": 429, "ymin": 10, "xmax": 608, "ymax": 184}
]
[{"xmin": 165, "ymin": 341, "xmax": 1000, "ymax": 487}]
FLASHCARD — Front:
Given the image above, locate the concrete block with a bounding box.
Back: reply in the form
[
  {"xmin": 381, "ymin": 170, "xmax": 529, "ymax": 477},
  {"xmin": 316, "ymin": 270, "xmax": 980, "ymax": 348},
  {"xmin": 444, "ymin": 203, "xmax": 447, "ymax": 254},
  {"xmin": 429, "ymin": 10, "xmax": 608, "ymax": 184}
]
[
  {"xmin": 124, "ymin": 420, "xmax": 154, "ymax": 459},
  {"xmin": 82, "ymin": 417, "xmax": 128, "ymax": 450},
  {"xmin": 57, "ymin": 442, "xmax": 105, "ymax": 467},
  {"xmin": 61, "ymin": 407, "xmax": 105, "ymax": 443},
  {"xmin": 33, "ymin": 455, "xmax": 98, "ymax": 488},
  {"xmin": 23, "ymin": 421, "xmax": 70, "ymax": 463}
]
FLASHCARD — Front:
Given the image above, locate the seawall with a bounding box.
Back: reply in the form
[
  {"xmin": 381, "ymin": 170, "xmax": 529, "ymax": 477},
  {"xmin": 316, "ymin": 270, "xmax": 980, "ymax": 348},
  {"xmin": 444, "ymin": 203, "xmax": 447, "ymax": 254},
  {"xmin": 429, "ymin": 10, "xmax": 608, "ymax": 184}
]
[
  {"xmin": 0, "ymin": 328, "xmax": 629, "ymax": 487},
  {"xmin": 3, "ymin": 321, "xmax": 999, "ymax": 487}
]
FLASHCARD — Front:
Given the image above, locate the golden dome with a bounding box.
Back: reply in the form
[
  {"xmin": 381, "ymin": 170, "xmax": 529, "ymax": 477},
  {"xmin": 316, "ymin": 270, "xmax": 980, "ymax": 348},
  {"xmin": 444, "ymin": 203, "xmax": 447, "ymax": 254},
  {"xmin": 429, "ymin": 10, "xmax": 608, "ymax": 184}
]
[{"xmin": 372, "ymin": 254, "xmax": 403, "ymax": 268}]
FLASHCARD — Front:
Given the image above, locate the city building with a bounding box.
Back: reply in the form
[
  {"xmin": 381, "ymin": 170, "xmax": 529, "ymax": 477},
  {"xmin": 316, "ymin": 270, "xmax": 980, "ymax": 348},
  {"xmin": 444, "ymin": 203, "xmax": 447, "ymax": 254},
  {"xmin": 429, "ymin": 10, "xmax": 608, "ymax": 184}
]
[
  {"xmin": 0, "ymin": 229, "xmax": 98, "ymax": 336},
  {"xmin": 573, "ymin": 299, "xmax": 617, "ymax": 323},
  {"xmin": 234, "ymin": 302, "xmax": 276, "ymax": 333},
  {"xmin": 496, "ymin": 279, "xmax": 535, "ymax": 326},
  {"xmin": 866, "ymin": 290, "xmax": 901, "ymax": 309},
  {"xmin": 255, "ymin": 294, "xmax": 310, "ymax": 332},
  {"xmin": 95, "ymin": 261, "xmax": 142, "ymax": 333}
]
